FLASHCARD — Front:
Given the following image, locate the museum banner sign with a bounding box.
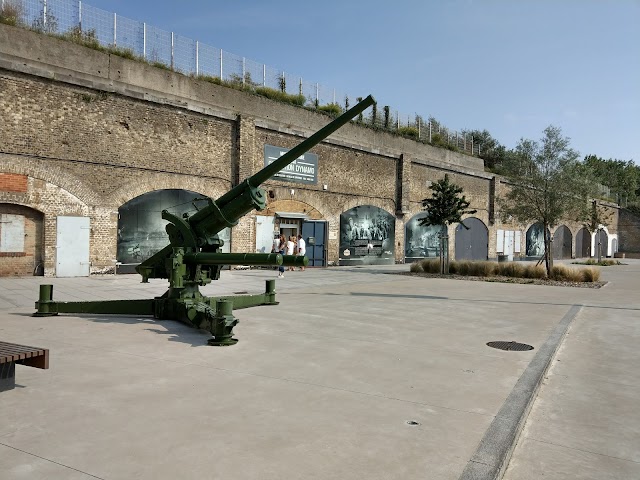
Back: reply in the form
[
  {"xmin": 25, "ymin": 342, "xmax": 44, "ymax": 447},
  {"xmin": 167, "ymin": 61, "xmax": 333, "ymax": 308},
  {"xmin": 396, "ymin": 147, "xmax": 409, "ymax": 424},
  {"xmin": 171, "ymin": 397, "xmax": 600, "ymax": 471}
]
[{"xmin": 264, "ymin": 145, "xmax": 318, "ymax": 185}]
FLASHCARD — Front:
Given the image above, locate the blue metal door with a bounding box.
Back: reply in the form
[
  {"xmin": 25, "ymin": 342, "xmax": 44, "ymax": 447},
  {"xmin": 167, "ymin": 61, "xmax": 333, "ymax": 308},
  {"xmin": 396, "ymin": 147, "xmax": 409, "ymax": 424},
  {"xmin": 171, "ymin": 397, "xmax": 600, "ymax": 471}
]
[{"xmin": 301, "ymin": 221, "xmax": 327, "ymax": 267}]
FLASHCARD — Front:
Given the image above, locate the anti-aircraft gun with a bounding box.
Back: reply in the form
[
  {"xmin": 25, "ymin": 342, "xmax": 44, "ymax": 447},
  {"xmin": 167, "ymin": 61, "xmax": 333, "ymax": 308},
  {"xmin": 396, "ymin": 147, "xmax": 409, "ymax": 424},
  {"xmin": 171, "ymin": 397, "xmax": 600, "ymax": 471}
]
[{"xmin": 35, "ymin": 95, "xmax": 375, "ymax": 345}]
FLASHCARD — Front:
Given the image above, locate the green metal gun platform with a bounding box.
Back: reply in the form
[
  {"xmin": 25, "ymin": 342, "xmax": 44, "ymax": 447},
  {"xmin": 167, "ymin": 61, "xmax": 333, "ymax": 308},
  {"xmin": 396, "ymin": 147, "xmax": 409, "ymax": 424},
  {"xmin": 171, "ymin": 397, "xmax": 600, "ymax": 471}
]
[{"xmin": 34, "ymin": 95, "xmax": 375, "ymax": 345}]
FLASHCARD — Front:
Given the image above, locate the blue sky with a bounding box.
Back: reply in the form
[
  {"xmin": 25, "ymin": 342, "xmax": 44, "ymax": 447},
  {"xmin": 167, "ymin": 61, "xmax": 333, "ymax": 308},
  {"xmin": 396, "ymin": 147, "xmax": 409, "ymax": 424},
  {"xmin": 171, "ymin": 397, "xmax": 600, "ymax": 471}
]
[{"xmin": 86, "ymin": 0, "xmax": 639, "ymax": 164}]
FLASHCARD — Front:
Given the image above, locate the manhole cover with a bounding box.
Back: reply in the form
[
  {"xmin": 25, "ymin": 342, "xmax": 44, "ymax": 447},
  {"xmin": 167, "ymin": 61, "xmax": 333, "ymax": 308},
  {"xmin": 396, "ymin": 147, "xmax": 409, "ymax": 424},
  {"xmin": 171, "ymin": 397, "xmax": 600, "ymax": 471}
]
[{"xmin": 487, "ymin": 341, "xmax": 534, "ymax": 351}]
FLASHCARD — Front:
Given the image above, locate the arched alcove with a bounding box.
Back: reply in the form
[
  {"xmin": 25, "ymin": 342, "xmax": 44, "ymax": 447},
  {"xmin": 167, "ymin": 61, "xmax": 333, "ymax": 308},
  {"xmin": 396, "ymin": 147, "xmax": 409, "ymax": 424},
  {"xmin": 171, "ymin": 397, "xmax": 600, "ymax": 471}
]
[
  {"xmin": 526, "ymin": 223, "xmax": 549, "ymax": 258},
  {"xmin": 575, "ymin": 227, "xmax": 591, "ymax": 258},
  {"xmin": 339, "ymin": 205, "xmax": 395, "ymax": 265},
  {"xmin": 552, "ymin": 225, "xmax": 573, "ymax": 259},
  {"xmin": 404, "ymin": 213, "xmax": 442, "ymax": 262},
  {"xmin": 454, "ymin": 217, "xmax": 488, "ymax": 260},
  {"xmin": 117, "ymin": 189, "xmax": 224, "ymax": 269},
  {"xmin": 0, "ymin": 203, "xmax": 45, "ymax": 276}
]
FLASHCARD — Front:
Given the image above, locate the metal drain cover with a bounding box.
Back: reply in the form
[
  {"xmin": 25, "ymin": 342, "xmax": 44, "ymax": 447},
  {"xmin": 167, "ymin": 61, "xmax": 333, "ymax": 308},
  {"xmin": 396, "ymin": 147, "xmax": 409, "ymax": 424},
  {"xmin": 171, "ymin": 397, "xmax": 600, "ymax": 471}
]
[{"xmin": 487, "ymin": 341, "xmax": 534, "ymax": 351}]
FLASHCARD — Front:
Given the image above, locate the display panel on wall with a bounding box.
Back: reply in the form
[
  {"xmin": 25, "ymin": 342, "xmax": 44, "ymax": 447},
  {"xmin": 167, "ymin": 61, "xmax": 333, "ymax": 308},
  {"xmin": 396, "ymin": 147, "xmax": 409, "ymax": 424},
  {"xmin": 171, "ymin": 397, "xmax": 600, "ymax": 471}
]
[
  {"xmin": 117, "ymin": 189, "xmax": 229, "ymax": 267},
  {"xmin": 404, "ymin": 214, "xmax": 441, "ymax": 262},
  {"xmin": 525, "ymin": 223, "xmax": 550, "ymax": 258},
  {"xmin": 339, "ymin": 205, "xmax": 395, "ymax": 265}
]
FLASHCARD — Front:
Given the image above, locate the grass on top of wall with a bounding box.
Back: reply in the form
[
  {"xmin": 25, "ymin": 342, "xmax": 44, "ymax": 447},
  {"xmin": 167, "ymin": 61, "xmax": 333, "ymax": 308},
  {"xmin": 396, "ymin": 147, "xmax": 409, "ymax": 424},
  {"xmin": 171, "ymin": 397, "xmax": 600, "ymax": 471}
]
[{"xmin": 409, "ymin": 259, "xmax": 601, "ymax": 283}]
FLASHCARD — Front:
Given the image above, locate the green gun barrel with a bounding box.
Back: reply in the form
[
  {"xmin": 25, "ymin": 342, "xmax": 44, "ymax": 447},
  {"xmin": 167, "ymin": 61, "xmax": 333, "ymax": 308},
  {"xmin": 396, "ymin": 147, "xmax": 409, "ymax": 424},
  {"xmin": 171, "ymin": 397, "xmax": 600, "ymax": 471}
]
[
  {"xmin": 187, "ymin": 95, "xmax": 375, "ymax": 241},
  {"xmin": 183, "ymin": 252, "xmax": 283, "ymax": 266},
  {"xmin": 281, "ymin": 255, "xmax": 309, "ymax": 267}
]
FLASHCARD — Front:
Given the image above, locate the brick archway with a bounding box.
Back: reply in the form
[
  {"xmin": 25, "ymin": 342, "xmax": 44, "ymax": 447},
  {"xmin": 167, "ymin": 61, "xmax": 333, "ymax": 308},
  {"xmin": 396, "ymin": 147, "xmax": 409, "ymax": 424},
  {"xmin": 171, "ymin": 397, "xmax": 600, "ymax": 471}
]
[
  {"xmin": 0, "ymin": 155, "xmax": 98, "ymax": 206},
  {"xmin": 107, "ymin": 175, "xmax": 230, "ymax": 207}
]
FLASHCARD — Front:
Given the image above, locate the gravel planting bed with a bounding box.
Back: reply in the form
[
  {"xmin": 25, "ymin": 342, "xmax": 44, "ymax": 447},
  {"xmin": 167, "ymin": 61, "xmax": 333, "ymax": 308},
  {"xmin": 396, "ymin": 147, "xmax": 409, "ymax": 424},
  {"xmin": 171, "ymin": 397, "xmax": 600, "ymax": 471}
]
[{"xmin": 396, "ymin": 271, "xmax": 606, "ymax": 288}]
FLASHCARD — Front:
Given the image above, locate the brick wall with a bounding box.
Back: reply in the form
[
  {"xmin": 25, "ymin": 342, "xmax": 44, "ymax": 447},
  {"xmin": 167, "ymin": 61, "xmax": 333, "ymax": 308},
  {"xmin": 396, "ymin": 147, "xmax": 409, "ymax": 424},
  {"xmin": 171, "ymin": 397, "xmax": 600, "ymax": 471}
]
[
  {"xmin": 0, "ymin": 173, "xmax": 27, "ymax": 192},
  {"xmin": 619, "ymin": 209, "xmax": 640, "ymax": 254},
  {"xmin": 0, "ymin": 23, "xmax": 626, "ymax": 272}
]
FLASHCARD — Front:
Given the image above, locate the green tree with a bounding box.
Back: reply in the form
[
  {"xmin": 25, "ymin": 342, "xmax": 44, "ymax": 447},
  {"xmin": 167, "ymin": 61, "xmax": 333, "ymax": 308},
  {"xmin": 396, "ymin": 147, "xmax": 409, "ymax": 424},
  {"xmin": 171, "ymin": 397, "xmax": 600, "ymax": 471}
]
[
  {"xmin": 499, "ymin": 126, "xmax": 593, "ymax": 275},
  {"xmin": 584, "ymin": 154, "xmax": 640, "ymax": 206},
  {"xmin": 419, "ymin": 174, "xmax": 476, "ymax": 273},
  {"xmin": 464, "ymin": 129, "xmax": 510, "ymax": 172}
]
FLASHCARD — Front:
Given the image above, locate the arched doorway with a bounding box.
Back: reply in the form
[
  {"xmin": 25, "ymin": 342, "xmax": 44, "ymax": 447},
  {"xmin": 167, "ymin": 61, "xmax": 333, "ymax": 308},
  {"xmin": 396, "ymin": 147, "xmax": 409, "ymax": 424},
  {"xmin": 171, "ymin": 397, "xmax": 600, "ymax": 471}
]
[
  {"xmin": 454, "ymin": 217, "xmax": 488, "ymax": 260},
  {"xmin": 595, "ymin": 229, "xmax": 609, "ymax": 258},
  {"xmin": 575, "ymin": 228, "xmax": 590, "ymax": 258},
  {"xmin": 552, "ymin": 225, "xmax": 572, "ymax": 259},
  {"xmin": 404, "ymin": 213, "xmax": 442, "ymax": 262},
  {"xmin": 339, "ymin": 205, "xmax": 395, "ymax": 265},
  {"xmin": 117, "ymin": 189, "xmax": 229, "ymax": 272},
  {"xmin": 0, "ymin": 204, "xmax": 44, "ymax": 276}
]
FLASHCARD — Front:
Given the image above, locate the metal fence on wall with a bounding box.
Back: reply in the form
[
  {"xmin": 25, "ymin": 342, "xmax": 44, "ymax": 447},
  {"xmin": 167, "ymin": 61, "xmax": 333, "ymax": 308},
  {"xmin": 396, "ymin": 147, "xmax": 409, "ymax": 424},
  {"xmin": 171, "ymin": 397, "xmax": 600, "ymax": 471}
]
[{"xmin": 4, "ymin": 0, "xmax": 481, "ymax": 156}]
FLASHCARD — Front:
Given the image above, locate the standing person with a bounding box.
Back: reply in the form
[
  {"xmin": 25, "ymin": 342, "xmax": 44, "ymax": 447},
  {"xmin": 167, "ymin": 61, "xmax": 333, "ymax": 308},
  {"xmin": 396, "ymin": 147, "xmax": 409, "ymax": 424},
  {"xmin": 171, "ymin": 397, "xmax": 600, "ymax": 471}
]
[
  {"xmin": 286, "ymin": 235, "xmax": 296, "ymax": 271},
  {"xmin": 297, "ymin": 234, "xmax": 306, "ymax": 271},
  {"xmin": 271, "ymin": 233, "xmax": 281, "ymax": 272},
  {"xmin": 277, "ymin": 234, "xmax": 286, "ymax": 278}
]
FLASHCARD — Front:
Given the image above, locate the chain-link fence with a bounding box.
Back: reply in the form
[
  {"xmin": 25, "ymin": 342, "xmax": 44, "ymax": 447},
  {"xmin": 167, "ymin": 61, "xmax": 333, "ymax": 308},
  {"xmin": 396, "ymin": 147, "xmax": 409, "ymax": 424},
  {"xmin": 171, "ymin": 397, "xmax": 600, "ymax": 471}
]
[{"xmin": 2, "ymin": 0, "xmax": 481, "ymax": 157}]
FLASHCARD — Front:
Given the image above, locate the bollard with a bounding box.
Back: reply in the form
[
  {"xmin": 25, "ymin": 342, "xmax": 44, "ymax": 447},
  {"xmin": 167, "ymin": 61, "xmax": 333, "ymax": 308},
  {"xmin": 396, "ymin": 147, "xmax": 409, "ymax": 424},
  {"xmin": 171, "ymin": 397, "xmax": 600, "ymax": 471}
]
[{"xmin": 33, "ymin": 284, "xmax": 58, "ymax": 317}]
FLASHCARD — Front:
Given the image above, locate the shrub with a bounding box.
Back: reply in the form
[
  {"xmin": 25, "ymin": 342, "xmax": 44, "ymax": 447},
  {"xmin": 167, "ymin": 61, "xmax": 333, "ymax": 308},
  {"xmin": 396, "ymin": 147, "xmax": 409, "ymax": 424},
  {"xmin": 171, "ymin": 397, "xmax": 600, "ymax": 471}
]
[
  {"xmin": 317, "ymin": 103, "xmax": 342, "ymax": 116},
  {"xmin": 109, "ymin": 46, "xmax": 137, "ymax": 60},
  {"xmin": 409, "ymin": 262, "xmax": 423, "ymax": 273},
  {"xmin": 523, "ymin": 264, "xmax": 546, "ymax": 279},
  {"xmin": 398, "ymin": 126, "xmax": 419, "ymax": 139},
  {"xmin": 152, "ymin": 61, "xmax": 172, "ymax": 71},
  {"xmin": 496, "ymin": 262, "xmax": 526, "ymax": 278},
  {"xmin": 254, "ymin": 87, "xmax": 306, "ymax": 106},
  {"xmin": 63, "ymin": 27, "xmax": 101, "ymax": 49},
  {"xmin": 196, "ymin": 74, "xmax": 222, "ymax": 85},
  {"xmin": 550, "ymin": 265, "xmax": 584, "ymax": 282},
  {"xmin": 581, "ymin": 267, "xmax": 600, "ymax": 282},
  {"xmin": 472, "ymin": 261, "xmax": 496, "ymax": 277},
  {"xmin": 419, "ymin": 258, "xmax": 440, "ymax": 273},
  {"xmin": 571, "ymin": 259, "xmax": 621, "ymax": 266},
  {"xmin": 0, "ymin": 1, "xmax": 25, "ymax": 27}
]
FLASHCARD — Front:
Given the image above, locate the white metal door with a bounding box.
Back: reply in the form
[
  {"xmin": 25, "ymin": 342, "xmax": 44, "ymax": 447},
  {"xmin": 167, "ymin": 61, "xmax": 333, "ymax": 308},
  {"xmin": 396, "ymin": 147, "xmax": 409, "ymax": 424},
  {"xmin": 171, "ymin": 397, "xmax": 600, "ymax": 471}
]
[
  {"xmin": 504, "ymin": 230, "xmax": 515, "ymax": 260},
  {"xmin": 56, "ymin": 216, "xmax": 90, "ymax": 277},
  {"xmin": 255, "ymin": 215, "xmax": 276, "ymax": 253}
]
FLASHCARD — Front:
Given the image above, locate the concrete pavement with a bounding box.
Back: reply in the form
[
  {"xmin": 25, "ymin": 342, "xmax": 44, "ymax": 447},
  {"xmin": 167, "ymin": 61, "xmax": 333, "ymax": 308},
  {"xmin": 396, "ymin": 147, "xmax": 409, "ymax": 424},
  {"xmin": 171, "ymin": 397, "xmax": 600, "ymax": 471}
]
[{"xmin": 0, "ymin": 261, "xmax": 638, "ymax": 479}]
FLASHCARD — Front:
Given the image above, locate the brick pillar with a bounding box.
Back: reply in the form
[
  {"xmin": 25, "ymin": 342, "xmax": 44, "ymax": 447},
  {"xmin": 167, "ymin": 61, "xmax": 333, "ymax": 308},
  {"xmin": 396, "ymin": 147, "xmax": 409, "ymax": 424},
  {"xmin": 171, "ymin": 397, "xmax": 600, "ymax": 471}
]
[
  {"xmin": 395, "ymin": 154, "xmax": 411, "ymax": 216},
  {"xmin": 232, "ymin": 115, "xmax": 257, "ymax": 253},
  {"xmin": 395, "ymin": 154, "xmax": 411, "ymax": 263}
]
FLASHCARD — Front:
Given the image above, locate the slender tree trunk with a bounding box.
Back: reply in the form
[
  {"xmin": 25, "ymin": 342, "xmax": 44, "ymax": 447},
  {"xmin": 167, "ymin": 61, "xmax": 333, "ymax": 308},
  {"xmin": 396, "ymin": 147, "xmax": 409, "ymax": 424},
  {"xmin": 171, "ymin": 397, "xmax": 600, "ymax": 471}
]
[
  {"xmin": 543, "ymin": 223, "xmax": 553, "ymax": 275},
  {"xmin": 440, "ymin": 224, "xmax": 450, "ymax": 274}
]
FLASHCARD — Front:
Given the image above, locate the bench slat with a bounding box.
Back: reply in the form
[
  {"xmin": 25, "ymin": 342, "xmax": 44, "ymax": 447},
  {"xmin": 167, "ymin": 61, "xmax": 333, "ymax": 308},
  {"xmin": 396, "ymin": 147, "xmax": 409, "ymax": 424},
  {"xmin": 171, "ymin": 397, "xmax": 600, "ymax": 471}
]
[{"xmin": 0, "ymin": 342, "xmax": 49, "ymax": 369}]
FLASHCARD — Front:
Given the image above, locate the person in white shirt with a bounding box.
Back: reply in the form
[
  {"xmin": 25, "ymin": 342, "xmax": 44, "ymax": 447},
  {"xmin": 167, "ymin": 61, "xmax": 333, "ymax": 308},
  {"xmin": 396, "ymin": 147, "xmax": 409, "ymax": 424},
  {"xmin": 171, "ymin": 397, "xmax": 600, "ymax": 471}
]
[
  {"xmin": 286, "ymin": 236, "xmax": 296, "ymax": 271},
  {"xmin": 297, "ymin": 234, "xmax": 306, "ymax": 271}
]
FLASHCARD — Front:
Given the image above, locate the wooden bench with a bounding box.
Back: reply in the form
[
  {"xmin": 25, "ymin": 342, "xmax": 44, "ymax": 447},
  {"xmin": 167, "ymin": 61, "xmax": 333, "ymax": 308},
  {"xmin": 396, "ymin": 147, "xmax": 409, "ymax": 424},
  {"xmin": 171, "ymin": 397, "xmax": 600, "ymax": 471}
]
[{"xmin": 0, "ymin": 341, "xmax": 49, "ymax": 392}]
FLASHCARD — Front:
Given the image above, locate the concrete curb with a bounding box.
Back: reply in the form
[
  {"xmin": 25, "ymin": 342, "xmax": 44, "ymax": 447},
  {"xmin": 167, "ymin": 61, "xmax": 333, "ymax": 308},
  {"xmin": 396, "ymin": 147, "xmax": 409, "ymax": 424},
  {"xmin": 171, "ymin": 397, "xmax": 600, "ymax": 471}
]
[{"xmin": 458, "ymin": 304, "xmax": 583, "ymax": 480}]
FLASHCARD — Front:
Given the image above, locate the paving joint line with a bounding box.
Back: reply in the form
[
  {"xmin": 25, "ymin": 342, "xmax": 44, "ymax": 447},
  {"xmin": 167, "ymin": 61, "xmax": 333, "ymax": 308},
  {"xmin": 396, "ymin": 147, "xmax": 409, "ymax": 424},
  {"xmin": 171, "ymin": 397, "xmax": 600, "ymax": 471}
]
[
  {"xmin": 0, "ymin": 442, "xmax": 105, "ymax": 479},
  {"xmin": 526, "ymin": 437, "xmax": 640, "ymax": 465},
  {"xmin": 458, "ymin": 304, "xmax": 583, "ymax": 480}
]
